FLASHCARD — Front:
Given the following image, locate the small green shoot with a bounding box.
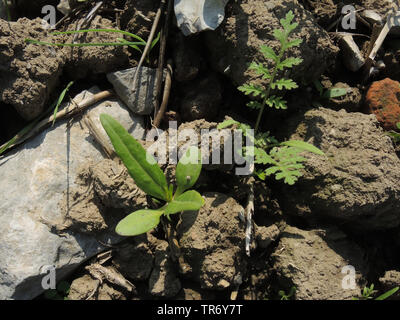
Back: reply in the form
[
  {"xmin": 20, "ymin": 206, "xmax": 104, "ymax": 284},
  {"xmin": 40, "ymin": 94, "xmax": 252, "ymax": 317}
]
[
  {"xmin": 52, "ymin": 81, "xmax": 74, "ymax": 126},
  {"xmin": 279, "ymin": 286, "xmax": 296, "ymax": 300},
  {"xmin": 353, "ymin": 284, "xmax": 399, "ymax": 300},
  {"xmin": 100, "ymin": 114, "xmax": 205, "ymax": 237},
  {"xmin": 218, "ymin": 11, "xmax": 324, "ymax": 185},
  {"xmin": 387, "ymin": 122, "xmax": 400, "ymax": 143},
  {"xmin": 0, "ymin": 81, "xmax": 75, "ymax": 156}
]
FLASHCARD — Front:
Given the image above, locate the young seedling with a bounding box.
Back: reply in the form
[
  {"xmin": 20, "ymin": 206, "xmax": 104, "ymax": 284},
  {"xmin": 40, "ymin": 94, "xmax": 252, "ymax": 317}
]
[
  {"xmin": 353, "ymin": 284, "xmax": 399, "ymax": 300},
  {"xmin": 278, "ymin": 286, "xmax": 296, "ymax": 300},
  {"xmin": 219, "ymin": 11, "xmax": 324, "ymax": 185},
  {"xmin": 387, "ymin": 122, "xmax": 400, "ymax": 143},
  {"xmin": 100, "ymin": 114, "xmax": 204, "ymax": 236}
]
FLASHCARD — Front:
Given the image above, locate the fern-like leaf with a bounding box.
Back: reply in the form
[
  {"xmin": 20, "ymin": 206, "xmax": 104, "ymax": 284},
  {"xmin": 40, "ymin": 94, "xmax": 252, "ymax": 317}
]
[
  {"xmin": 265, "ymin": 95, "xmax": 288, "ymax": 109},
  {"xmin": 247, "ymin": 101, "xmax": 263, "ymax": 110},
  {"xmin": 238, "ymin": 84, "xmax": 266, "ymax": 97},
  {"xmin": 277, "ymin": 57, "xmax": 303, "ymax": 70},
  {"xmin": 260, "ymin": 45, "xmax": 279, "ymax": 63},
  {"xmin": 249, "ymin": 62, "xmax": 271, "ymax": 79},
  {"xmin": 271, "ymin": 78, "xmax": 298, "ymax": 90},
  {"xmin": 263, "ymin": 146, "xmax": 306, "ymax": 185},
  {"xmin": 280, "ymin": 11, "xmax": 298, "ymax": 34}
]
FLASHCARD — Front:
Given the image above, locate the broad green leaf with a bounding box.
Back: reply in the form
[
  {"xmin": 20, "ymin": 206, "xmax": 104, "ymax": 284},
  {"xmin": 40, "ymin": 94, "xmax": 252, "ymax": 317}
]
[
  {"xmin": 100, "ymin": 114, "xmax": 168, "ymax": 201},
  {"xmin": 164, "ymin": 190, "xmax": 205, "ymax": 215},
  {"xmin": 323, "ymin": 88, "xmax": 348, "ymax": 99},
  {"xmin": 375, "ymin": 287, "xmax": 399, "ymax": 300},
  {"xmin": 115, "ymin": 209, "xmax": 163, "ymax": 236},
  {"xmin": 260, "ymin": 45, "xmax": 279, "ymax": 62},
  {"xmin": 280, "ymin": 140, "xmax": 324, "ymax": 155},
  {"xmin": 175, "ymin": 146, "xmax": 202, "ymax": 196},
  {"xmin": 397, "ymin": 122, "xmax": 400, "ymax": 130}
]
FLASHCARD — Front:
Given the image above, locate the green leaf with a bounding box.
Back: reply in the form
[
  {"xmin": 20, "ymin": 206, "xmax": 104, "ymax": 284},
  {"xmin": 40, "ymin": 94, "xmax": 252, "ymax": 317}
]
[
  {"xmin": 375, "ymin": 287, "xmax": 399, "ymax": 300},
  {"xmin": 115, "ymin": 209, "xmax": 164, "ymax": 236},
  {"xmin": 52, "ymin": 81, "xmax": 74, "ymax": 126},
  {"xmin": 217, "ymin": 119, "xmax": 240, "ymax": 129},
  {"xmin": 247, "ymin": 101, "xmax": 263, "ymax": 110},
  {"xmin": 285, "ymin": 38, "xmax": 302, "ymax": 49},
  {"xmin": 280, "ymin": 140, "xmax": 324, "ymax": 156},
  {"xmin": 277, "ymin": 57, "xmax": 303, "ymax": 70},
  {"xmin": 271, "ymin": 78, "xmax": 298, "ymax": 90},
  {"xmin": 397, "ymin": 122, "xmax": 400, "ymax": 130},
  {"xmin": 249, "ymin": 62, "xmax": 271, "ymax": 79},
  {"xmin": 323, "ymin": 88, "xmax": 348, "ymax": 99},
  {"xmin": 164, "ymin": 190, "xmax": 205, "ymax": 215},
  {"xmin": 260, "ymin": 45, "xmax": 279, "ymax": 63},
  {"xmin": 280, "ymin": 11, "xmax": 297, "ymax": 34},
  {"xmin": 313, "ymin": 80, "xmax": 324, "ymax": 96},
  {"xmin": 273, "ymin": 29, "xmax": 287, "ymax": 45},
  {"xmin": 100, "ymin": 114, "xmax": 168, "ymax": 201},
  {"xmin": 175, "ymin": 146, "xmax": 202, "ymax": 196},
  {"xmin": 266, "ymin": 95, "xmax": 287, "ymax": 109},
  {"xmin": 238, "ymin": 84, "xmax": 266, "ymax": 97}
]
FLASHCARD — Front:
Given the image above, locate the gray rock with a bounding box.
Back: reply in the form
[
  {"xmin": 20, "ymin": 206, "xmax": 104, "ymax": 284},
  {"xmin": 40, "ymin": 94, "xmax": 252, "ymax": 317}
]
[
  {"xmin": 107, "ymin": 67, "xmax": 164, "ymax": 115},
  {"xmin": 174, "ymin": 0, "xmax": 229, "ymax": 36},
  {"xmin": 361, "ymin": 10, "xmax": 383, "ymax": 26},
  {"xmin": 271, "ymin": 225, "xmax": 367, "ymax": 300},
  {"xmin": 340, "ymin": 35, "xmax": 365, "ymax": 72},
  {"xmin": 281, "ymin": 107, "xmax": 400, "ymax": 230},
  {"xmin": 0, "ymin": 88, "xmax": 145, "ymax": 300},
  {"xmin": 177, "ymin": 192, "xmax": 246, "ymax": 290},
  {"xmin": 204, "ymin": 0, "xmax": 338, "ymax": 87},
  {"xmin": 57, "ymin": 0, "xmax": 70, "ymax": 15}
]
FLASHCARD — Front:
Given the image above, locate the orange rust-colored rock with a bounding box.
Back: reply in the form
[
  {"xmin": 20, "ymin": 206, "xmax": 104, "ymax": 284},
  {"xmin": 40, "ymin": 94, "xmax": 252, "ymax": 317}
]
[{"xmin": 365, "ymin": 78, "xmax": 400, "ymax": 130}]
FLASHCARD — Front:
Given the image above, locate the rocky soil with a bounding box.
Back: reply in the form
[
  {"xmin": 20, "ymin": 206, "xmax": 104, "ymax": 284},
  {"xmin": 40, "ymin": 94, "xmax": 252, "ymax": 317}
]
[{"xmin": 1, "ymin": 0, "xmax": 400, "ymax": 301}]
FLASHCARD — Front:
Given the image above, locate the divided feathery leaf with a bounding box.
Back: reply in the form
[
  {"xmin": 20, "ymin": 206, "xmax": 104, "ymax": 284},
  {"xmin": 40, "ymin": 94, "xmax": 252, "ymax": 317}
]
[
  {"xmin": 217, "ymin": 119, "xmax": 240, "ymax": 129},
  {"xmin": 249, "ymin": 62, "xmax": 271, "ymax": 79},
  {"xmin": 271, "ymin": 78, "xmax": 298, "ymax": 90},
  {"xmin": 280, "ymin": 11, "xmax": 298, "ymax": 34},
  {"xmin": 260, "ymin": 45, "xmax": 279, "ymax": 63},
  {"xmin": 238, "ymin": 84, "xmax": 266, "ymax": 97},
  {"xmin": 265, "ymin": 95, "xmax": 288, "ymax": 109},
  {"xmin": 247, "ymin": 101, "xmax": 263, "ymax": 110},
  {"xmin": 285, "ymin": 38, "xmax": 303, "ymax": 49},
  {"xmin": 263, "ymin": 146, "xmax": 306, "ymax": 185},
  {"xmin": 277, "ymin": 57, "xmax": 303, "ymax": 70}
]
